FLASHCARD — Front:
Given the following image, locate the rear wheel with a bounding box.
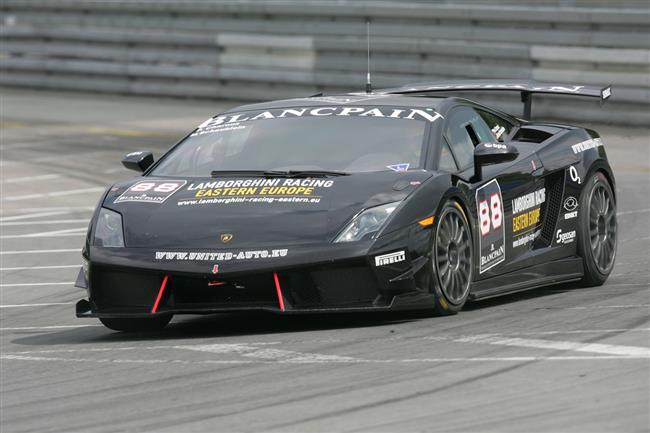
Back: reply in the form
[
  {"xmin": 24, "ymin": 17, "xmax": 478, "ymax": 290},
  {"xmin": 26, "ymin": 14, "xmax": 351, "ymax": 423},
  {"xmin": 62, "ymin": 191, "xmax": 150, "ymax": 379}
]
[
  {"xmin": 99, "ymin": 315, "xmax": 172, "ymax": 332},
  {"xmin": 578, "ymin": 172, "xmax": 617, "ymax": 286},
  {"xmin": 431, "ymin": 200, "xmax": 473, "ymax": 315}
]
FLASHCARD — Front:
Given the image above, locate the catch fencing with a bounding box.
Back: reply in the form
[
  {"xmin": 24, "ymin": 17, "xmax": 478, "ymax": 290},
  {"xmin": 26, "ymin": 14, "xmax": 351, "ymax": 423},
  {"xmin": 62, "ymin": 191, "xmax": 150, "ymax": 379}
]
[{"xmin": 1, "ymin": 1, "xmax": 649, "ymax": 124}]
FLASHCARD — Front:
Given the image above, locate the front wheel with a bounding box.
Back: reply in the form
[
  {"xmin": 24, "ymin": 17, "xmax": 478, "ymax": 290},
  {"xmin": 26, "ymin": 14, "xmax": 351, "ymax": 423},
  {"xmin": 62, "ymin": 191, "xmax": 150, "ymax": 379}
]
[
  {"xmin": 578, "ymin": 171, "xmax": 617, "ymax": 286},
  {"xmin": 430, "ymin": 200, "xmax": 473, "ymax": 315},
  {"xmin": 99, "ymin": 315, "xmax": 172, "ymax": 332}
]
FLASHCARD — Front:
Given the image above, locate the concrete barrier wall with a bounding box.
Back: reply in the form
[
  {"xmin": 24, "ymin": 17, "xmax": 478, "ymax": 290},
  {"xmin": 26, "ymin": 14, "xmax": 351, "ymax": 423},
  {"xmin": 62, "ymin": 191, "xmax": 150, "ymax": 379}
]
[{"xmin": 1, "ymin": 0, "xmax": 648, "ymax": 125}]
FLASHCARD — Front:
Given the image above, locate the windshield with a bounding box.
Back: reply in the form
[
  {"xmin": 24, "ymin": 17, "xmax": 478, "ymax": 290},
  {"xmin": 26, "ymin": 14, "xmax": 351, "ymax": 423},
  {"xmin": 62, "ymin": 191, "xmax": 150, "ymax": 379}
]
[{"xmin": 150, "ymin": 106, "xmax": 435, "ymax": 177}]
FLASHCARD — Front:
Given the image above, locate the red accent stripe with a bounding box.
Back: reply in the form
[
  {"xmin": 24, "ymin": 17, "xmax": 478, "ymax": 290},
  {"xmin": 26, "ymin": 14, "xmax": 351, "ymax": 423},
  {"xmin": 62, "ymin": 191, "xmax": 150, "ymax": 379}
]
[
  {"xmin": 273, "ymin": 272, "xmax": 285, "ymax": 312},
  {"xmin": 151, "ymin": 275, "xmax": 169, "ymax": 313}
]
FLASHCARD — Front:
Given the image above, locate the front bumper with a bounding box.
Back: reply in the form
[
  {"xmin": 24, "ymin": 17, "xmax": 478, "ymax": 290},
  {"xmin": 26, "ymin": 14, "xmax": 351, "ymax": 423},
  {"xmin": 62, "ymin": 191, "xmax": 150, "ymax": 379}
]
[{"xmin": 76, "ymin": 228, "xmax": 435, "ymax": 318}]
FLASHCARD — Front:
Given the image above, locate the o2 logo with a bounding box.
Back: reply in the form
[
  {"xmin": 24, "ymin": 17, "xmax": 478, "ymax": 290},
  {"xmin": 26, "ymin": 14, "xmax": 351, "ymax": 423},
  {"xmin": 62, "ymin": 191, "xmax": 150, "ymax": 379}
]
[
  {"xmin": 568, "ymin": 165, "xmax": 581, "ymax": 184},
  {"xmin": 478, "ymin": 193, "xmax": 503, "ymax": 236},
  {"xmin": 114, "ymin": 180, "xmax": 187, "ymax": 204}
]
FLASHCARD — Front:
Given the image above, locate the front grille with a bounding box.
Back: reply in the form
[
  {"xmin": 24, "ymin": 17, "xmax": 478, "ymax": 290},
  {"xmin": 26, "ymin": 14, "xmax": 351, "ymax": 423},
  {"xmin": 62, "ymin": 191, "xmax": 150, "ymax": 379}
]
[
  {"xmin": 167, "ymin": 273, "xmax": 278, "ymax": 309},
  {"xmin": 90, "ymin": 265, "xmax": 162, "ymax": 312},
  {"xmin": 281, "ymin": 262, "xmax": 382, "ymax": 309},
  {"xmin": 89, "ymin": 261, "xmax": 383, "ymax": 312},
  {"xmin": 89, "ymin": 266, "xmax": 278, "ymax": 312}
]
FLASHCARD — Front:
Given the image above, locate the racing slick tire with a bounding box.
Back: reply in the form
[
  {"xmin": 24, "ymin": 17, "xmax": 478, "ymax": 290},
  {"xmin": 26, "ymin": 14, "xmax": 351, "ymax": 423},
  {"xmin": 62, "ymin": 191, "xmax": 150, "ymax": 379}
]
[
  {"xmin": 99, "ymin": 315, "xmax": 172, "ymax": 332},
  {"xmin": 430, "ymin": 200, "xmax": 473, "ymax": 315},
  {"xmin": 578, "ymin": 171, "xmax": 617, "ymax": 287}
]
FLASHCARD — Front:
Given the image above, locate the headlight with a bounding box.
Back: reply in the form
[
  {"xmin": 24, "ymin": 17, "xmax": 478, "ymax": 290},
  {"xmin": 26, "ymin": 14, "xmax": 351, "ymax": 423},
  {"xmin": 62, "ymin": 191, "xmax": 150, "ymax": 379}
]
[
  {"xmin": 334, "ymin": 202, "xmax": 400, "ymax": 243},
  {"xmin": 81, "ymin": 256, "xmax": 89, "ymax": 282},
  {"xmin": 94, "ymin": 208, "xmax": 125, "ymax": 247}
]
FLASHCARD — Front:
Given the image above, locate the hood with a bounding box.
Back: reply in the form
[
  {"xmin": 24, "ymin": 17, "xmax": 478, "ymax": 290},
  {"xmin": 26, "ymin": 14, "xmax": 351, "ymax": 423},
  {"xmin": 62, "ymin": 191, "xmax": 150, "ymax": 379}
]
[{"xmin": 104, "ymin": 171, "xmax": 433, "ymax": 248}]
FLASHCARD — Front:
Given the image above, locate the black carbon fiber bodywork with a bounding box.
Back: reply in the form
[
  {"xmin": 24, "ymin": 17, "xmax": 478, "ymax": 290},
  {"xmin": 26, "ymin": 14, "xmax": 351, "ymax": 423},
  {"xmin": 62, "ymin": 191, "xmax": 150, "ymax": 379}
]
[{"xmin": 76, "ymin": 88, "xmax": 615, "ymax": 320}]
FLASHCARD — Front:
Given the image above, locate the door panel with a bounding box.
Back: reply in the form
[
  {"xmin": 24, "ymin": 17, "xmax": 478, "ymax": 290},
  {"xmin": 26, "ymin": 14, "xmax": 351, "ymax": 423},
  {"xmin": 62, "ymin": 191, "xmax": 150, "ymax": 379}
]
[
  {"xmin": 474, "ymin": 156, "xmax": 542, "ymax": 280},
  {"xmin": 443, "ymin": 106, "xmax": 541, "ymax": 280}
]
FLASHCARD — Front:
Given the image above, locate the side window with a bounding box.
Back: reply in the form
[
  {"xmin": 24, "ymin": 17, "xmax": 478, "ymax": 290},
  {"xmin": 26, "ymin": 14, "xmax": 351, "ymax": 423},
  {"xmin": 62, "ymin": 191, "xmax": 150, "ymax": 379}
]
[
  {"xmin": 444, "ymin": 107, "xmax": 496, "ymax": 170},
  {"xmin": 437, "ymin": 139, "xmax": 458, "ymax": 172},
  {"xmin": 477, "ymin": 109, "xmax": 515, "ymax": 142}
]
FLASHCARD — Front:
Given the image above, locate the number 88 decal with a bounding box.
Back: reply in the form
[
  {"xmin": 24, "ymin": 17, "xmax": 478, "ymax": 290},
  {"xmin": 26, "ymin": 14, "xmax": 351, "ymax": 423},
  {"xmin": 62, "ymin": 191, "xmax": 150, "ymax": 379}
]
[
  {"xmin": 114, "ymin": 179, "xmax": 187, "ymax": 204},
  {"xmin": 479, "ymin": 193, "xmax": 503, "ymax": 236},
  {"xmin": 130, "ymin": 182, "xmax": 181, "ymax": 193}
]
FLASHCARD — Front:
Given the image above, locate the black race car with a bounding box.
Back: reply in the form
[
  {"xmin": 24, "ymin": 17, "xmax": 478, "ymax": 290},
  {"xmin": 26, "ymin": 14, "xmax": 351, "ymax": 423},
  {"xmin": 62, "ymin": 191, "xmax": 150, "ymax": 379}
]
[{"xmin": 75, "ymin": 80, "xmax": 617, "ymax": 332}]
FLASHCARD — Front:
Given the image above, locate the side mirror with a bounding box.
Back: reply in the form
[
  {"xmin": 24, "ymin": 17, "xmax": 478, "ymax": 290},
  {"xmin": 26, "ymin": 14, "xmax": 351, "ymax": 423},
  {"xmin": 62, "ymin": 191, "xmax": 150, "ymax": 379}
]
[
  {"xmin": 122, "ymin": 151, "xmax": 154, "ymax": 172},
  {"xmin": 473, "ymin": 142, "xmax": 518, "ymax": 181}
]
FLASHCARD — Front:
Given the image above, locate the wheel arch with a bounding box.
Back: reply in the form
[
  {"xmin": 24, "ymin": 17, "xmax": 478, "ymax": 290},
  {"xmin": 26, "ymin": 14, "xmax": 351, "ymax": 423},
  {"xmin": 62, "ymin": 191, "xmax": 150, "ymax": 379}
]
[{"xmin": 583, "ymin": 159, "xmax": 616, "ymax": 203}]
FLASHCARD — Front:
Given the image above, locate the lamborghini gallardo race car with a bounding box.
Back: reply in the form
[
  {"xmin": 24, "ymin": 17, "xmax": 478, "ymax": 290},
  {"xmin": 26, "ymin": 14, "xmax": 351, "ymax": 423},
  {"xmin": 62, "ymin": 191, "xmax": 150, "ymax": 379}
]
[{"xmin": 75, "ymin": 80, "xmax": 617, "ymax": 332}]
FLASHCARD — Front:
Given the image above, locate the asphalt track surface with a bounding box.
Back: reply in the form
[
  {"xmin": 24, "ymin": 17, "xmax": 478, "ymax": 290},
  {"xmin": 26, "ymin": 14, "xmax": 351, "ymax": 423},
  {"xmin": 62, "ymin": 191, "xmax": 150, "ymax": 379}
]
[{"xmin": 1, "ymin": 88, "xmax": 649, "ymax": 433}]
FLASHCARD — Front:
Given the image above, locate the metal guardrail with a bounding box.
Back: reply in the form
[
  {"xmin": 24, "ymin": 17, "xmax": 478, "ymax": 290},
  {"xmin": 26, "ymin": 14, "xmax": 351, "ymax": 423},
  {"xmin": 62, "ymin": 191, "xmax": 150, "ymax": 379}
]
[{"xmin": 1, "ymin": 0, "xmax": 649, "ymax": 125}]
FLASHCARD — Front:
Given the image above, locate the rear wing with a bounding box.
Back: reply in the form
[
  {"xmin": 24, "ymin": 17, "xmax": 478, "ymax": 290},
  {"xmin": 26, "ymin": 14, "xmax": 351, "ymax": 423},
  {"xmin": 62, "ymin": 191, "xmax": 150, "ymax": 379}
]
[{"xmin": 377, "ymin": 80, "xmax": 612, "ymax": 120}]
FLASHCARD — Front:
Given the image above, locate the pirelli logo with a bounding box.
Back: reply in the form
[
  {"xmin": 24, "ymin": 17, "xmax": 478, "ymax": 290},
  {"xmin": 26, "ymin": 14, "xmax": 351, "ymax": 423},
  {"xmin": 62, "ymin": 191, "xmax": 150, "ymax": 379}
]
[{"xmin": 375, "ymin": 251, "xmax": 406, "ymax": 267}]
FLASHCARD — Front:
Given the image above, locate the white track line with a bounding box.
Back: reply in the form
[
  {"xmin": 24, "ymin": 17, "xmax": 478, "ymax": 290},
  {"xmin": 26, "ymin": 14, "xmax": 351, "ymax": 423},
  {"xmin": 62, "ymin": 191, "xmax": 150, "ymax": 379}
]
[
  {"xmin": 564, "ymin": 304, "xmax": 650, "ymax": 310},
  {"xmin": 0, "ymin": 324, "xmax": 101, "ymax": 331},
  {"xmin": 617, "ymin": 208, "xmax": 650, "ymax": 216},
  {"xmin": 1, "ymin": 233, "xmax": 86, "ymax": 239},
  {"xmin": 1, "ymin": 219, "xmax": 89, "ymax": 226},
  {"xmin": 1, "ymin": 174, "xmax": 61, "ymax": 183},
  {"xmin": 0, "ymin": 206, "xmax": 94, "ymax": 213},
  {"xmin": 497, "ymin": 328, "xmax": 650, "ymax": 336},
  {"xmin": 3, "ymin": 187, "xmax": 104, "ymax": 202},
  {"xmin": 0, "ymin": 302, "xmax": 76, "ymax": 308},
  {"xmin": 0, "ymin": 211, "xmax": 71, "ymax": 222},
  {"xmin": 0, "ymin": 248, "xmax": 80, "ymax": 255},
  {"xmin": 1, "ymin": 228, "xmax": 86, "ymax": 239},
  {"xmin": 181, "ymin": 343, "xmax": 361, "ymax": 363},
  {"xmin": 455, "ymin": 335, "xmax": 650, "ymax": 357},
  {"xmin": 2, "ymin": 354, "xmax": 647, "ymax": 365},
  {"xmin": 0, "ymin": 264, "xmax": 80, "ymax": 271},
  {"xmin": 0, "ymin": 282, "xmax": 74, "ymax": 287}
]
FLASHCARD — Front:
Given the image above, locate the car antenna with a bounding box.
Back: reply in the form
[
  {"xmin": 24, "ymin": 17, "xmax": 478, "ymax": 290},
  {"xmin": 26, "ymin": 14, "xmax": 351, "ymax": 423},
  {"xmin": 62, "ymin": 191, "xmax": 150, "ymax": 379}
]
[{"xmin": 365, "ymin": 19, "xmax": 372, "ymax": 94}]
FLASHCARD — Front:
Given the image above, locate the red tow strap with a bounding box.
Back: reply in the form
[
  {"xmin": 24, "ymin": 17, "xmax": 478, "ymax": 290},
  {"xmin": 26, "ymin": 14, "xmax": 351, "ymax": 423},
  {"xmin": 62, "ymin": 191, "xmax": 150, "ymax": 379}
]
[
  {"xmin": 273, "ymin": 272, "xmax": 285, "ymax": 312},
  {"xmin": 151, "ymin": 275, "xmax": 169, "ymax": 313}
]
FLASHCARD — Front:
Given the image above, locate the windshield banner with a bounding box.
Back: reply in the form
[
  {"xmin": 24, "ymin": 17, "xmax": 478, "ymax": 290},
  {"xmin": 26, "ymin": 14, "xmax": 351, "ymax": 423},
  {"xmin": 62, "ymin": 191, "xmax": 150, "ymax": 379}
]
[{"xmin": 192, "ymin": 106, "xmax": 443, "ymax": 137}]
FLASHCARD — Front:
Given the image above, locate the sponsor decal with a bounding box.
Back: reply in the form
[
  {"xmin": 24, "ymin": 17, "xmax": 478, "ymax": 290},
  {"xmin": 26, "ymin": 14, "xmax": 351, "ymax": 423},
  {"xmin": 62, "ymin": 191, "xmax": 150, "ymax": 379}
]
[
  {"xmin": 178, "ymin": 196, "xmax": 322, "ymax": 206},
  {"xmin": 568, "ymin": 165, "xmax": 582, "ymax": 184},
  {"xmin": 512, "ymin": 188, "xmax": 545, "ymax": 214},
  {"xmin": 571, "ymin": 138, "xmax": 603, "ymax": 154},
  {"xmin": 512, "ymin": 207, "xmax": 541, "ymax": 232},
  {"xmin": 114, "ymin": 180, "xmax": 186, "ymax": 204},
  {"xmin": 375, "ymin": 250, "xmax": 406, "ymax": 267},
  {"xmin": 512, "ymin": 229, "xmax": 541, "ymax": 249},
  {"xmin": 387, "ymin": 163, "xmax": 410, "ymax": 172},
  {"xmin": 564, "ymin": 211, "xmax": 578, "ymax": 220},
  {"xmin": 178, "ymin": 178, "xmax": 334, "ymax": 206},
  {"xmin": 220, "ymin": 233, "xmax": 233, "ymax": 243},
  {"xmin": 212, "ymin": 264, "xmax": 219, "ymax": 274},
  {"xmin": 556, "ymin": 229, "xmax": 576, "ymax": 245},
  {"xmin": 491, "ymin": 124, "xmax": 506, "ymax": 140},
  {"xmin": 563, "ymin": 196, "xmax": 578, "ymax": 211},
  {"xmin": 601, "ymin": 87, "xmax": 612, "ymax": 100},
  {"xmin": 483, "ymin": 142, "xmax": 507, "ymax": 150},
  {"xmin": 476, "ymin": 179, "xmax": 505, "ymax": 273},
  {"xmin": 155, "ymin": 249, "xmax": 288, "ymax": 261},
  {"xmin": 511, "ymin": 188, "xmax": 545, "ymax": 234},
  {"xmin": 192, "ymin": 106, "xmax": 443, "ymax": 136}
]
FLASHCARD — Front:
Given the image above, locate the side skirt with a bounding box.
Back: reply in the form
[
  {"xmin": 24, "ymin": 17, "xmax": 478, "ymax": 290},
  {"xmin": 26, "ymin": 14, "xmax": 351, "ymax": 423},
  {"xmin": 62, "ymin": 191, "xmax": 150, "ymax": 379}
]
[{"xmin": 469, "ymin": 257, "xmax": 584, "ymax": 301}]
